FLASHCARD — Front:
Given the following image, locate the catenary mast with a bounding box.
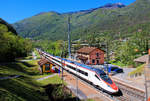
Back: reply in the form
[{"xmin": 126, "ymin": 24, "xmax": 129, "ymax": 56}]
[{"xmin": 68, "ymin": 16, "xmax": 71, "ymax": 59}]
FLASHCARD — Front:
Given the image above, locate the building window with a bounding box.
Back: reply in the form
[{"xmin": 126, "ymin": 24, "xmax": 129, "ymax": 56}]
[
  {"xmin": 96, "ymin": 53, "xmax": 99, "ymax": 57},
  {"xmin": 92, "ymin": 59, "xmax": 95, "ymax": 63},
  {"xmin": 45, "ymin": 64, "xmax": 50, "ymax": 70},
  {"xmin": 97, "ymin": 60, "xmax": 99, "ymax": 65}
]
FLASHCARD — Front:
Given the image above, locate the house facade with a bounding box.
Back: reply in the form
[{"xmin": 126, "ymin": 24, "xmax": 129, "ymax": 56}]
[
  {"xmin": 38, "ymin": 58, "xmax": 54, "ymax": 74},
  {"xmin": 77, "ymin": 47, "xmax": 104, "ymax": 65}
]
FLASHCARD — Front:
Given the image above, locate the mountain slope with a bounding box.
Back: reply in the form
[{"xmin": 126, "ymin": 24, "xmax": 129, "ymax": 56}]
[{"xmin": 13, "ymin": 0, "xmax": 150, "ymax": 40}]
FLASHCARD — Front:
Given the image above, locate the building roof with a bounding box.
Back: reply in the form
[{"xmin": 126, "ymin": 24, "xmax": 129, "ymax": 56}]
[
  {"xmin": 77, "ymin": 47, "xmax": 99, "ymax": 54},
  {"xmin": 134, "ymin": 54, "xmax": 149, "ymax": 63},
  {"xmin": 38, "ymin": 58, "xmax": 49, "ymax": 66},
  {"xmin": 76, "ymin": 55, "xmax": 88, "ymax": 60}
]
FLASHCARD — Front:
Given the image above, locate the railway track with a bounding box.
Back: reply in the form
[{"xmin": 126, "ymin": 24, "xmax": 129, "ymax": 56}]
[
  {"xmin": 65, "ymin": 68, "xmax": 146, "ymax": 101},
  {"xmin": 51, "ymin": 64, "xmax": 144, "ymax": 101},
  {"xmin": 49, "ymin": 65, "xmax": 145, "ymax": 101},
  {"xmin": 80, "ymin": 78, "xmax": 131, "ymax": 101},
  {"xmin": 112, "ymin": 77, "xmax": 145, "ymax": 101},
  {"xmin": 38, "ymin": 49, "xmax": 145, "ymax": 101},
  {"xmin": 64, "ymin": 70, "xmax": 114, "ymax": 101}
]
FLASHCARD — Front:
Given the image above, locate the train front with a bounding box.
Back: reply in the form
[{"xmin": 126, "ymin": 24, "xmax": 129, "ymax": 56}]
[{"xmin": 95, "ymin": 69, "xmax": 119, "ymax": 94}]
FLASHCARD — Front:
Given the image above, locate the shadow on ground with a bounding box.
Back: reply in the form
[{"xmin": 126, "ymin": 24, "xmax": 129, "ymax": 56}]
[{"xmin": 43, "ymin": 84, "xmax": 80, "ymax": 101}]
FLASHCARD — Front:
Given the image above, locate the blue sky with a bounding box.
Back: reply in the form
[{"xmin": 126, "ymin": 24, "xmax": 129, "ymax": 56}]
[{"xmin": 0, "ymin": 0, "xmax": 136, "ymax": 23}]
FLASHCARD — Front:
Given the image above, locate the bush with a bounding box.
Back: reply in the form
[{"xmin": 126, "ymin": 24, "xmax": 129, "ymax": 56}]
[
  {"xmin": 0, "ymin": 23, "xmax": 32, "ymax": 62},
  {"xmin": 44, "ymin": 84, "xmax": 72, "ymax": 101}
]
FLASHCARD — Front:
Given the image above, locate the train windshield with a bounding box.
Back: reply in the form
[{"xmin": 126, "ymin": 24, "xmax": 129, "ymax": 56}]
[{"xmin": 95, "ymin": 69, "xmax": 113, "ymax": 84}]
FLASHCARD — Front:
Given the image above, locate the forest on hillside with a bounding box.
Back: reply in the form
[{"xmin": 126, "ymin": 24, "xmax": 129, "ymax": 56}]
[
  {"xmin": 0, "ymin": 18, "xmax": 32, "ymax": 62},
  {"xmin": 13, "ymin": 0, "xmax": 150, "ymax": 41},
  {"xmin": 86, "ymin": 30, "xmax": 150, "ymax": 66},
  {"xmin": 13, "ymin": 0, "xmax": 150, "ymax": 66},
  {"xmin": 34, "ymin": 28, "xmax": 150, "ymax": 66}
]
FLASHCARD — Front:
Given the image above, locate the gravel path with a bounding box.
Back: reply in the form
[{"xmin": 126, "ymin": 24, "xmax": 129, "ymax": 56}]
[
  {"xmin": 0, "ymin": 75, "xmax": 21, "ymax": 80},
  {"xmin": 36, "ymin": 73, "xmax": 57, "ymax": 81}
]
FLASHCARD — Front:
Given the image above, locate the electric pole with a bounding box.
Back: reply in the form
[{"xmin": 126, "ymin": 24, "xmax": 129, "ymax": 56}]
[
  {"xmin": 68, "ymin": 16, "xmax": 71, "ymax": 59},
  {"xmin": 106, "ymin": 40, "xmax": 109, "ymax": 75},
  {"xmin": 61, "ymin": 42, "xmax": 64, "ymax": 83}
]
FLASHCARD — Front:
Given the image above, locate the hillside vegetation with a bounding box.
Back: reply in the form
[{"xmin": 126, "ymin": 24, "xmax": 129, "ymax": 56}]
[
  {"xmin": 0, "ymin": 18, "xmax": 32, "ymax": 62},
  {"xmin": 0, "ymin": 59, "xmax": 87, "ymax": 101},
  {"xmin": 14, "ymin": 0, "xmax": 150, "ymax": 41},
  {"xmin": 0, "ymin": 60, "xmax": 48, "ymax": 101},
  {"xmin": 13, "ymin": 0, "xmax": 150, "ymax": 66}
]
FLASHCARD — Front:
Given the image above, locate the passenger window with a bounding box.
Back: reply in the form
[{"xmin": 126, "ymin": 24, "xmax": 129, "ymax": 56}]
[
  {"xmin": 95, "ymin": 75, "xmax": 100, "ymax": 80},
  {"xmin": 85, "ymin": 72, "xmax": 88, "ymax": 76}
]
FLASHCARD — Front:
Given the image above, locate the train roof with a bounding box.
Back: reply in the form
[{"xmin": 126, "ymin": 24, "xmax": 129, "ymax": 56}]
[
  {"xmin": 62, "ymin": 58, "xmax": 95, "ymax": 71},
  {"xmin": 45, "ymin": 51, "xmax": 104, "ymax": 72}
]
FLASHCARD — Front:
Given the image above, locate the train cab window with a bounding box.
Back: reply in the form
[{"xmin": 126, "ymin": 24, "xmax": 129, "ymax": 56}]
[
  {"xmin": 95, "ymin": 69, "xmax": 113, "ymax": 84},
  {"xmin": 95, "ymin": 74, "xmax": 100, "ymax": 80}
]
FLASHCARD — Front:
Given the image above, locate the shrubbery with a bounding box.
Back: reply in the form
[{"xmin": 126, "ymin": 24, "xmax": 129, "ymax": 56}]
[{"xmin": 0, "ymin": 19, "xmax": 32, "ymax": 62}]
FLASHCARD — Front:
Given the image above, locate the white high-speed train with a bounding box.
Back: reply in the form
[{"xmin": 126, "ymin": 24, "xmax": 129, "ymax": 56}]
[{"xmin": 38, "ymin": 49, "xmax": 119, "ymax": 94}]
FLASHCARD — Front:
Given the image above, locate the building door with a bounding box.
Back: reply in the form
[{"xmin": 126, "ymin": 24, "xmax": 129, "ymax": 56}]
[{"xmin": 97, "ymin": 60, "xmax": 99, "ymax": 65}]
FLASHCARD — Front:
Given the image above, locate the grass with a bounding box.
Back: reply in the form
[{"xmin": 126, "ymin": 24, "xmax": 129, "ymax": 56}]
[
  {"xmin": 0, "ymin": 61, "xmax": 39, "ymax": 77},
  {"xmin": 110, "ymin": 61, "xmax": 127, "ymax": 67},
  {"xmin": 37, "ymin": 75, "xmax": 63, "ymax": 86},
  {"xmin": 23, "ymin": 56, "xmax": 33, "ymax": 60},
  {"xmin": 32, "ymin": 73, "xmax": 52, "ymax": 79},
  {"xmin": 0, "ymin": 57, "xmax": 95, "ymax": 101},
  {"xmin": 128, "ymin": 64, "xmax": 145, "ymax": 76},
  {"xmin": 0, "ymin": 77, "xmax": 48, "ymax": 101},
  {"xmin": 0, "ymin": 60, "xmax": 49, "ymax": 101},
  {"xmin": 0, "ymin": 59, "xmax": 73, "ymax": 101}
]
